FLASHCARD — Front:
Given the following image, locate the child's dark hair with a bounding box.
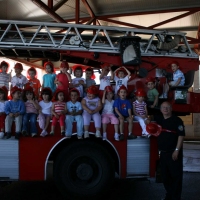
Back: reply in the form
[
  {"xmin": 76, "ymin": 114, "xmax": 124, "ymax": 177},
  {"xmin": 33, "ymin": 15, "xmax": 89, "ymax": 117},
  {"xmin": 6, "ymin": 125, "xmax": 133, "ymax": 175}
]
[
  {"xmin": 55, "ymin": 91, "xmax": 65, "ymax": 101},
  {"xmin": 0, "ymin": 89, "xmax": 8, "ymax": 100},
  {"xmin": 74, "ymin": 67, "xmax": 83, "ymax": 76},
  {"xmin": 85, "ymin": 68, "xmax": 94, "ymax": 74},
  {"xmin": 0, "ymin": 61, "xmax": 9, "ymax": 72},
  {"xmin": 41, "ymin": 88, "xmax": 52, "ymax": 101},
  {"xmin": 44, "ymin": 61, "xmax": 54, "ymax": 73},
  {"xmin": 23, "ymin": 90, "xmax": 35, "ymax": 102},
  {"xmin": 28, "ymin": 67, "xmax": 37, "ymax": 75}
]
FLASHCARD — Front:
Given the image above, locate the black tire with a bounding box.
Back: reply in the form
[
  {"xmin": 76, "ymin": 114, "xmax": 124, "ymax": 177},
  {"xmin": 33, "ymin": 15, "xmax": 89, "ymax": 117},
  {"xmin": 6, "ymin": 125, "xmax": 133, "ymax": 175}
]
[{"xmin": 53, "ymin": 140, "xmax": 115, "ymax": 199}]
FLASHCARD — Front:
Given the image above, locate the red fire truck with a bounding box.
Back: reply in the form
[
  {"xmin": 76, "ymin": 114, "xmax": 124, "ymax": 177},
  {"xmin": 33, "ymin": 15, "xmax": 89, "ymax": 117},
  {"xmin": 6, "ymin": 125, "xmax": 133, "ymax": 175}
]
[{"xmin": 0, "ymin": 20, "xmax": 199, "ymax": 199}]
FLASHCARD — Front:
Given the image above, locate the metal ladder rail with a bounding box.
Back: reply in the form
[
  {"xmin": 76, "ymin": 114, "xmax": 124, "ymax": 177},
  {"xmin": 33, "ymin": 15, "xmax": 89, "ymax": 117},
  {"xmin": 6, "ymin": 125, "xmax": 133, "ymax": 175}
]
[{"xmin": 0, "ymin": 19, "xmax": 194, "ymax": 55}]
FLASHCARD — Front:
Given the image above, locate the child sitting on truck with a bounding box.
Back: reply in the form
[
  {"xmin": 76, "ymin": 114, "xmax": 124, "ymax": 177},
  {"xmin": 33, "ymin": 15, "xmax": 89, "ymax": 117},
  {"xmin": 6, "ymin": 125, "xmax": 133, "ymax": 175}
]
[
  {"xmin": 101, "ymin": 86, "xmax": 119, "ymax": 141},
  {"xmin": 113, "ymin": 85, "xmax": 137, "ymax": 141},
  {"xmin": 114, "ymin": 66, "xmax": 131, "ymax": 97},
  {"xmin": 84, "ymin": 67, "xmax": 96, "ymax": 96},
  {"xmin": 160, "ymin": 61, "xmax": 185, "ymax": 98},
  {"xmin": 26, "ymin": 67, "xmax": 41, "ymax": 99},
  {"xmin": 4, "ymin": 86, "xmax": 26, "ymax": 139},
  {"xmin": 38, "ymin": 87, "xmax": 53, "ymax": 137},
  {"xmin": 22, "ymin": 86, "xmax": 40, "ymax": 137},
  {"xmin": 65, "ymin": 88, "xmax": 83, "ymax": 139},
  {"xmin": 11, "ymin": 63, "xmax": 28, "ymax": 90},
  {"xmin": 0, "ymin": 61, "xmax": 11, "ymax": 90},
  {"xmin": 71, "ymin": 66, "xmax": 86, "ymax": 99},
  {"xmin": 54, "ymin": 61, "xmax": 71, "ymax": 100},
  {"xmin": 133, "ymin": 89, "xmax": 150, "ymax": 138},
  {"xmin": 81, "ymin": 85, "xmax": 102, "ymax": 138},
  {"xmin": 42, "ymin": 62, "xmax": 56, "ymax": 93},
  {"xmin": 146, "ymin": 77, "xmax": 159, "ymax": 108},
  {"xmin": 0, "ymin": 86, "xmax": 8, "ymax": 139},
  {"xmin": 99, "ymin": 63, "xmax": 114, "ymax": 99},
  {"xmin": 50, "ymin": 89, "xmax": 66, "ymax": 136}
]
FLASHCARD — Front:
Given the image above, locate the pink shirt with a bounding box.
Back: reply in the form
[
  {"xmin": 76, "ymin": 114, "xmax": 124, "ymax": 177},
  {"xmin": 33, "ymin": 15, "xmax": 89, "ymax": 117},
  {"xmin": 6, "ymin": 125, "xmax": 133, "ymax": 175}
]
[{"xmin": 25, "ymin": 100, "xmax": 38, "ymax": 114}]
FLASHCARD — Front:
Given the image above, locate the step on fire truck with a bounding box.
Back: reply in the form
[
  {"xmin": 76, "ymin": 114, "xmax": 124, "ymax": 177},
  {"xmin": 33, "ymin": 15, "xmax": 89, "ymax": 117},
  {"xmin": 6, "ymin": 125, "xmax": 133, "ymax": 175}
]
[{"xmin": 0, "ymin": 20, "xmax": 199, "ymax": 199}]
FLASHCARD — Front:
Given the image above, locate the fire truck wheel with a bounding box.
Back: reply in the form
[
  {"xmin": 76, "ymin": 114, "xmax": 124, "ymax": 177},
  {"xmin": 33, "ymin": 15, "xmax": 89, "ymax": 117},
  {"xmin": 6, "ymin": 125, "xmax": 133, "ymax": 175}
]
[{"xmin": 53, "ymin": 140, "xmax": 115, "ymax": 199}]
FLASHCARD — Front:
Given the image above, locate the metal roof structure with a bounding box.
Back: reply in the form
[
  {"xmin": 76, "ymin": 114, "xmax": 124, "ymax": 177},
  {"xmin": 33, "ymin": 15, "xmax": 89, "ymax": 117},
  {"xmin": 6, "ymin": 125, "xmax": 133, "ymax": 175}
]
[{"xmin": 0, "ymin": 0, "xmax": 199, "ymax": 63}]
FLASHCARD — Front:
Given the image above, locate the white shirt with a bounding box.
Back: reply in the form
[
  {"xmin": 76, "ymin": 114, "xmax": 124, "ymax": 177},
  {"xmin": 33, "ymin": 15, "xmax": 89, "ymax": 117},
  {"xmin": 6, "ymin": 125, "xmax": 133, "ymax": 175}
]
[
  {"xmin": 99, "ymin": 76, "xmax": 111, "ymax": 90},
  {"xmin": 114, "ymin": 76, "xmax": 129, "ymax": 94},
  {"xmin": 11, "ymin": 75, "xmax": 28, "ymax": 89},
  {"xmin": 39, "ymin": 100, "xmax": 52, "ymax": 115},
  {"xmin": 102, "ymin": 99, "xmax": 114, "ymax": 114},
  {"xmin": 72, "ymin": 78, "xmax": 86, "ymax": 97}
]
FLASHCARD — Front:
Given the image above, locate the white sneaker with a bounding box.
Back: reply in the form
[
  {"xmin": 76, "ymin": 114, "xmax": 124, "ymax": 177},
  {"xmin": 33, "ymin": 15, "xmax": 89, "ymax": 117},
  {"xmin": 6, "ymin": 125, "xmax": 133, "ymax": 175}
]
[
  {"xmin": 84, "ymin": 131, "xmax": 89, "ymax": 138},
  {"xmin": 102, "ymin": 133, "xmax": 107, "ymax": 140},
  {"xmin": 159, "ymin": 93, "xmax": 167, "ymax": 99},
  {"xmin": 40, "ymin": 130, "xmax": 48, "ymax": 137},
  {"xmin": 114, "ymin": 133, "xmax": 119, "ymax": 141},
  {"xmin": 95, "ymin": 130, "xmax": 102, "ymax": 138},
  {"xmin": 0, "ymin": 132, "xmax": 4, "ymax": 139}
]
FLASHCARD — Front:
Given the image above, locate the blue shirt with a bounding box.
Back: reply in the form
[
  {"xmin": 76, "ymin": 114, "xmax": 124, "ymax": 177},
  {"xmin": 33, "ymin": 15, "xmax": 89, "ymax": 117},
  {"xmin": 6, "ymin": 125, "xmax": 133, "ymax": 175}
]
[
  {"xmin": 5, "ymin": 100, "xmax": 26, "ymax": 115},
  {"xmin": 43, "ymin": 73, "xmax": 56, "ymax": 93},
  {"xmin": 66, "ymin": 101, "xmax": 82, "ymax": 113},
  {"xmin": 173, "ymin": 69, "xmax": 185, "ymax": 86},
  {"xmin": 113, "ymin": 98, "xmax": 132, "ymax": 117}
]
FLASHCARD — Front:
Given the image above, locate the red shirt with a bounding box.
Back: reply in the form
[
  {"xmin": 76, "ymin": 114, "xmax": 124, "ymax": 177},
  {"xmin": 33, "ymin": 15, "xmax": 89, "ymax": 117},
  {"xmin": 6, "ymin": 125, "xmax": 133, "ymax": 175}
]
[
  {"xmin": 28, "ymin": 78, "xmax": 41, "ymax": 98},
  {"xmin": 56, "ymin": 73, "xmax": 69, "ymax": 96}
]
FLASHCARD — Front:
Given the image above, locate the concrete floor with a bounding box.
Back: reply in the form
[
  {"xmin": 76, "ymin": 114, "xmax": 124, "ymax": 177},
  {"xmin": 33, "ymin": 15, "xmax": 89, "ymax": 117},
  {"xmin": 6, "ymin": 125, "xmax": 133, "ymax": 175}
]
[{"xmin": 183, "ymin": 142, "xmax": 200, "ymax": 172}]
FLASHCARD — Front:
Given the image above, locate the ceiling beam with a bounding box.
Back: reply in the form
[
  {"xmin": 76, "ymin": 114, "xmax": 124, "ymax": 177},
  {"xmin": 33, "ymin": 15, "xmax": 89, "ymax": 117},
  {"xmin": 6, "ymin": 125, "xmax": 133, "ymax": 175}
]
[
  {"xmin": 8, "ymin": 57, "xmax": 44, "ymax": 69},
  {"xmin": 48, "ymin": 0, "xmax": 53, "ymax": 9},
  {"xmin": 100, "ymin": 18, "xmax": 147, "ymax": 29},
  {"xmin": 31, "ymin": 0, "xmax": 66, "ymax": 23},
  {"xmin": 197, "ymin": 22, "xmax": 200, "ymax": 40},
  {"xmin": 75, "ymin": 0, "xmax": 80, "ymax": 24},
  {"xmin": 53, "ymin": 0, "xmax": 68, "ymax": 11},
  {"xmin": 149, "ymin": 11, "xmax": 197, "ymax": 29},
  {"xmin": 81, "ymin": 0, "xmax": 95, "ymax": 18},
  {"xmin": 97, "ymin": 7, "xmax": 200, "ymax": 19}
]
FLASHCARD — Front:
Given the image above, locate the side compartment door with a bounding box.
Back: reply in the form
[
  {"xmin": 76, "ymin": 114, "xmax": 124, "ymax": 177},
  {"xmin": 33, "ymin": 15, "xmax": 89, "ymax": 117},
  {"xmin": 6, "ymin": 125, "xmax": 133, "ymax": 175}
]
[
  {"xmin": 127, "ymin": 137, "xmax": 150, "ymax": 176},
  {"xmin": 0, "ymin": 138, "xmax": 19, "ymax": 180}
]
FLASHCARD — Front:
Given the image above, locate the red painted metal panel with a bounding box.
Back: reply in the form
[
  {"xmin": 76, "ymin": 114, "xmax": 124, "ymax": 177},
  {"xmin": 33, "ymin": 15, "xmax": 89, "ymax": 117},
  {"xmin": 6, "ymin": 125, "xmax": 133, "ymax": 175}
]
[{"xmin": 19, "ymin": 136, "xmax": 61, "ymax": 180}]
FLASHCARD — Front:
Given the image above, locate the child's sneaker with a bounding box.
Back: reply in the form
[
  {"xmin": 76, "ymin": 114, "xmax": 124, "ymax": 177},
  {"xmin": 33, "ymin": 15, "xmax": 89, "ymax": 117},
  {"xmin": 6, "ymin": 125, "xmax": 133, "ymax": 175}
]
[
  {"xmin": 0, "ymin": 132, "xmax": 4, "ymax": 139},
  {"xmin": 50, "ymin": 132, "xmax": 54, "ymax": 136},
  {"xmin": 40, "ymin": 130, "xmax": 48, "ymax": 137},
  {"xmin": 127, "ymin": 134, "xmax": 137, "ymax": 139},
  {"xmin": 95, "ymin": 130, "xmax": 102, "ymax": 138},
  {"xmin": 22, "ymin": 130, "xmax": 28, "ymax": 136},
  {"xmin": 77, "ymin": 136, "xmax": 82, "ymax": 139},
  {"xmin": 61, "ymin": 131, "xmax": 65, "ymax": 136},
  {"xmin": 102, "ymin": 132, "xmax": 107, "ymax": 140},
  {"xmin": 84, "ymin": 131, "xmax": 89, "ymax": 138},
  {"xmin": 159, "ymin": 93, "xmax": 167, "ymax": 99},
  {"xmin": 15, "ymin": 132, "xmax": 21, "ymax": 140},
  {"xmin": 31, "ymin": 133, "xmax": 37, "ymax": 137},
  {"xmin": 119, "ymin": 134, "xmax": 124, "ymax": 141},
  {"xmin": 114, "ymin": 133, "xmax": 119, "ymax": 141},
  {"xmin": 6, "ymin": 132, "xmax": 11, "ymax": 139}
]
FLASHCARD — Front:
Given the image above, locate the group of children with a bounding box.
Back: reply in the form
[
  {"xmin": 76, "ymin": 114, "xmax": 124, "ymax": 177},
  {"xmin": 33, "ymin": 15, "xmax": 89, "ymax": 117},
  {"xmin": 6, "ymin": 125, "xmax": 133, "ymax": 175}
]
[{"xmin": 0, "ymin": 60, "xmax": 185, "ymax": 140}]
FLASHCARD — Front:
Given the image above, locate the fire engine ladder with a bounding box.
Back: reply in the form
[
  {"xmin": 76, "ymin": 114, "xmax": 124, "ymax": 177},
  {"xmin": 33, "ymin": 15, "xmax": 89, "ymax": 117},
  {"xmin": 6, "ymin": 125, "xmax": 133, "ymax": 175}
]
[{"xmin": 0, "ymin": 20, "xmax": 197, "ymax": 58}]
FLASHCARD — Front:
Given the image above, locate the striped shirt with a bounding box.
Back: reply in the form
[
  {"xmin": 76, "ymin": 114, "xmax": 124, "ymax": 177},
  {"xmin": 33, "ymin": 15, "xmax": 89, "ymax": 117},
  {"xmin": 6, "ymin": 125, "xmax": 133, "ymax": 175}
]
[
  {"xmin": 25, "ymin": 100, "xmax": 38, "ymax": 114},
  {"xmin": 54, "ymin": 101, "xmax": 66, "ymax": 114},
  {"xmin": 133, "ymin": 100, "xmax": 147, "ymax": 116},
  {"xmin": 0, "ymin": 72, "xmax": 9, "ymax": 90}
]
